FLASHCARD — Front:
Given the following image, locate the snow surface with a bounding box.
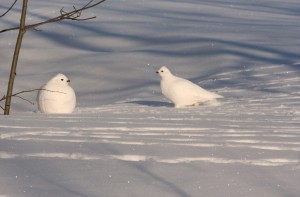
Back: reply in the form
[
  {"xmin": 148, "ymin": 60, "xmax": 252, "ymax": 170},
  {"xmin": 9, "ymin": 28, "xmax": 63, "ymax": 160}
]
[{"xmin": 1, "ymin": 0, "xmax": 300, "ymax": 196}]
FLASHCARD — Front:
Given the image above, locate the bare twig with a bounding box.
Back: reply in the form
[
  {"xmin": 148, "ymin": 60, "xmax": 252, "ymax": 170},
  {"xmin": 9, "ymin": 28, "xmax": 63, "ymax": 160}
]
[
  {"xmin": 0, "ymin": 88, "xmax": 67, "ymax": 111},
  {"xmin": 14, "ymin": 95, "xmax": 34, "ymax": 105},
  {"xmin": 33, "ymin": 27, "xmax": 42, "ymax": 31},
  {"xmin": 0, "ymin": 0, "xmax": 107, "ymax": 33},
  {"xmin": 0, "ymin": 0, "xmax": 18, "ymax": 18},
  {"xmin": 0, "ymin": 95, "xmax": 5, "ymax": 110},
  {"xmin": 12, "ymin": 88, "xmax": 67, "ymax": 97}
]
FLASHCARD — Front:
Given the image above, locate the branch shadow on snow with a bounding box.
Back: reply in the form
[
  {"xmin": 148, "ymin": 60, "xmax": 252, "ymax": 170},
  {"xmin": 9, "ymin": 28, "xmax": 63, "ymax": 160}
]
[
  {"xmin": 24, "ymin": 1, "xmax": 300, "ymax": 66},
  {"xmin": 30, "ymin": 25, "xmax": 300, "ymax": 66}
]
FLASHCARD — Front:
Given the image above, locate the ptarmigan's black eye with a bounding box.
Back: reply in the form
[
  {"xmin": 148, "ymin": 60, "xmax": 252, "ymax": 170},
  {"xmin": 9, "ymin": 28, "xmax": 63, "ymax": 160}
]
[
  {"xmin": 161, "ymin": 70, "xmax": 164, "ymax": 72},
  {"xmin": 61, "ymin": 79, "xmax": 64, "ymax": 81}
]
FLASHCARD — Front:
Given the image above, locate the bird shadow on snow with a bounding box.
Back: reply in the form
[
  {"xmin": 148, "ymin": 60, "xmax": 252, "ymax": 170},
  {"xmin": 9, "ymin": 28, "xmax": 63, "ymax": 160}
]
[{"xmin": 126, "ymin": 100, "xmax": 173, "ymax": 107}]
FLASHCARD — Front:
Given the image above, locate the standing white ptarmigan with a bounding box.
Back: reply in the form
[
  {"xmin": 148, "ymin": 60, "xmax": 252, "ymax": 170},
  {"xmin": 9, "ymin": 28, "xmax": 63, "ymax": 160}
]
[
  {"xmin": 37, "ymin": 73, "xmax": 76, "ymax": 113},
  {"xmin": 156, "ymin": 66, "xmax": 223, "ymax": 108}
]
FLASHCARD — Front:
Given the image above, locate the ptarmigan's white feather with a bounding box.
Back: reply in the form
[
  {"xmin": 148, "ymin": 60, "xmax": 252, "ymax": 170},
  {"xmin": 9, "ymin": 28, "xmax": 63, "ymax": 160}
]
[
  {"xmin": 37, "ymin": 73, "xmax": 76, "ymax": 113},
  {"xmin": 157, "ymin": 66, "xmax": 223, "ymax": 108}
]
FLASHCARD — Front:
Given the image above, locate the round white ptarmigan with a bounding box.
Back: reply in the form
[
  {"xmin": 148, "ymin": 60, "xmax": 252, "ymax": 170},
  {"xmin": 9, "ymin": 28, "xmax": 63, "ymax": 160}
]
[
  {"xmin": 156, "ymin": 66, "xmax": 223, "ymax": 108},
  {"xmin": 37, "ymin": 73, "xmax": 76, "ymax": 113}
]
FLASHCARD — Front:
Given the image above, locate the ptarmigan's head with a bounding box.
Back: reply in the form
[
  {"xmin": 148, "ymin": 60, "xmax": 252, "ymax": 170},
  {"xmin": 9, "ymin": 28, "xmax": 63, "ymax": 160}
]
[
  {"xmin": 156, "ymin": 66, "xmax": 172, "ymax": 78},
  {"xmin": 47, "ymin": 73, "xmax": 71, "ymax": 87}
]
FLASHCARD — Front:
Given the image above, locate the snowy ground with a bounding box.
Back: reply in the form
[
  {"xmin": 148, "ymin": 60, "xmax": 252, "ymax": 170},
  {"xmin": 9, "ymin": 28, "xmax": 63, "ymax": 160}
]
[{"xmin": 1, "ymin": 0, "xmax": 300, "ymax": 196}]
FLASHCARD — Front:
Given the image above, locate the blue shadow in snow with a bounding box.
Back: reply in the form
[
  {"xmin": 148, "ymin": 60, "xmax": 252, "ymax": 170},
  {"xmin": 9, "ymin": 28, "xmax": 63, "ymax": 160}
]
[{"xmin": 126, "ymin": 100, "xmax": 173, "ymax": 107}]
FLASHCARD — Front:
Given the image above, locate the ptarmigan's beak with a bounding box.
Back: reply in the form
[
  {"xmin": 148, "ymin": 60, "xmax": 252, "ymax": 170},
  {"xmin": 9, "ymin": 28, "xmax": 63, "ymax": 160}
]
[
  {"xmin": 156, "ymin": 71, "xmax": 159, "ymax": 74},
  {"xmin": 67, "ymin": 79, "xmax": 70, "ymax": 82}
]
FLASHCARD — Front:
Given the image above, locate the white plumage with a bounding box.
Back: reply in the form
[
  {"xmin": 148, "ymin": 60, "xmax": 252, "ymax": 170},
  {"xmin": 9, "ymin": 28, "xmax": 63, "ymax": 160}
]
[
  {"xmin": 156, "ymin": 66, "xmax": 223, "ymax": 108},
  {"xmin": 37, "ymin": 73, "xmax": 76, "ymax": 114}
]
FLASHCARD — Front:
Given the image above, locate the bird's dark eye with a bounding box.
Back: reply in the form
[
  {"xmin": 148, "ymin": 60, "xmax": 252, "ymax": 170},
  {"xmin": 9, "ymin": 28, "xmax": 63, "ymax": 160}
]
[
  {"xmin": 161, "ymin": 70, "xmax": 164, "ymax": 72},
  {"xmin": 61, "ymin": 79, "xmax": 64, "ymax": 81}
]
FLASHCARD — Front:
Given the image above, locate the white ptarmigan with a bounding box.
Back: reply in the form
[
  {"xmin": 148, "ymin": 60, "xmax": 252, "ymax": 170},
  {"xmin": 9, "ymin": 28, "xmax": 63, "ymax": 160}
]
[
  {"xmin": 37, "ymin": 73, "xmax": 76, "ymax": 114},
  {"xmin": 156, "ymin": 66, "xmax": 223, "ymax": 108}
]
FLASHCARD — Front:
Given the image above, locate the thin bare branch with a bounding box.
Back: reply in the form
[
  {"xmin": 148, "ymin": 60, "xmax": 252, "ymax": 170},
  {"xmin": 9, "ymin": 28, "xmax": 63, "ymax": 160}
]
[
  {"xmin": 69, "ymin": 16, "xmax": 96, "ymax": 21},
  {"xmin": 0, "ymin": 0, "xmax": 18, "ymax": 18},
  {"xmin": 0, "ymin": 95, "xmax": 5, "ymax": 103},
  {"xmin": 12, "ymin": 88, "xmax": 67, "ymax": 97},
  {"xmin": 1, "ymin": 88, "xmax": 67, "ymax": 111},
  {"xmin": 33, "ymin": 27, "xmax": 42, "ymax": 31},
  {"xmin": 14, "ymin": 95, "xmax": 34, "ymax": 105},
  {"xmin": 0, "ymin": 0, "xmax": 107, "ymax": 33}
]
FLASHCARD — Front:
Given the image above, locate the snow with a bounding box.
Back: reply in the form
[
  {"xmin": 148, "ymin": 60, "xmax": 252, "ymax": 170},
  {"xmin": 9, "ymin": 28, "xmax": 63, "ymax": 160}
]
[{"xmin": 1, "ymin": 0, "xmax": 300, "ymax": 196}]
